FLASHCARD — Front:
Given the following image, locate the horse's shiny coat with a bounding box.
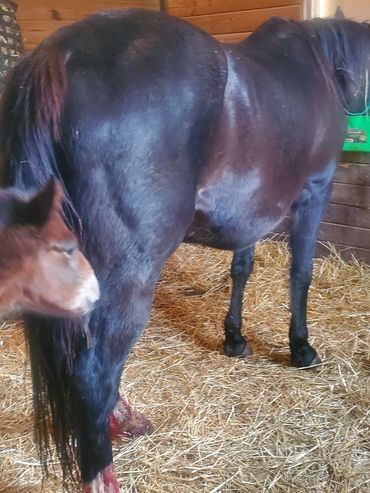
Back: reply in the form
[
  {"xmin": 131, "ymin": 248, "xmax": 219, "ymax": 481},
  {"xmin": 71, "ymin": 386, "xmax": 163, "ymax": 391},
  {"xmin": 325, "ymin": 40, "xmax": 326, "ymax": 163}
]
[{"xmin": 0, "ymin": 8, "xmax": 369, "ymax": 491}]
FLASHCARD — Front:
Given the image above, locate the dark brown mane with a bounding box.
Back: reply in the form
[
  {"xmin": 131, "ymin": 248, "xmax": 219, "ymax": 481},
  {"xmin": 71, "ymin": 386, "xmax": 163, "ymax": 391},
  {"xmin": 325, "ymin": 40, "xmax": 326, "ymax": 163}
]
[{"xmin": 300, "ymin": 18, "xmax": 370, "ymax": 111}]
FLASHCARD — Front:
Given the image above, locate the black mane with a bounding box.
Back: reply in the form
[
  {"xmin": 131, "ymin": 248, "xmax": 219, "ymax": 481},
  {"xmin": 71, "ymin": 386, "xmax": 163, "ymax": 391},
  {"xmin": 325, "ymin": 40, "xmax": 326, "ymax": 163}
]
[{"xmin": 301, "ymin": 18, "xmax": 370, "ymax": 111}]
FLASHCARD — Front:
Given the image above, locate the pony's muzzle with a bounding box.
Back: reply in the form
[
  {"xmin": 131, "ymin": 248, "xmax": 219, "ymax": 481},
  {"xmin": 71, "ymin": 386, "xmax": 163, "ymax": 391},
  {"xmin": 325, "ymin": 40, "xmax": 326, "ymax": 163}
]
[{"xmin": 74, "ymin": 271, "xmax": 100, "ymax": 315}]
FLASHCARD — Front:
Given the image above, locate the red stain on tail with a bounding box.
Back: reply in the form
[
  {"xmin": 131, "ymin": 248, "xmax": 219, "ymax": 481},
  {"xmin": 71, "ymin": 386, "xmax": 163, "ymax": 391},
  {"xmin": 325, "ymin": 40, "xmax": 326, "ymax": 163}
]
[{"xmin": 82, "ymin": 464, "xmax": 119, "ymax": 493}]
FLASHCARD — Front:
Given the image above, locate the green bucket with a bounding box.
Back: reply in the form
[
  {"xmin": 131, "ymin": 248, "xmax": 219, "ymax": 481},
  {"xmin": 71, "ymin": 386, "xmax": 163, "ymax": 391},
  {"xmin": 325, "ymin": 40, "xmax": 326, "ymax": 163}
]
[{"xmin": 342, "ymin": 115, "xmax": 370, "ymax": 152}]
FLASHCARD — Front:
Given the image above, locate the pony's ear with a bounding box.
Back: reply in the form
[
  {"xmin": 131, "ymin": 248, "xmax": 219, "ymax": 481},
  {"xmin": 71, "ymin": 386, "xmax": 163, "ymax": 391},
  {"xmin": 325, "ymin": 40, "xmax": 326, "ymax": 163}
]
[
  {"xmin": 21, "ymin": 178, "xmax": 60, "ymax": 228},
  {"xmin": 4, "ymin": 179, "xmax": 59, "ymax": 230},
  {"xmin": 334, "ymin": 6, "xmax": 345, "ymax": 19},
  {"xmin": 50, "ymin": 178, "xmax": 64, "ymax": 211}
]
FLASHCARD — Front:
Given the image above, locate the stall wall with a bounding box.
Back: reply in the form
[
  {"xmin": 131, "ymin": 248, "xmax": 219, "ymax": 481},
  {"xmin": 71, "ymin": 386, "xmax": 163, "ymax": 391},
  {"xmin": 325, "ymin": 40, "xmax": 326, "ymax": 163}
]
[
  {"xmin": 16, "ymin": 0, "xmax": 161, "ymax": 50},
  {"xmin": 165, "ymin": 0, "xmax": 303, "ymax": 42}
]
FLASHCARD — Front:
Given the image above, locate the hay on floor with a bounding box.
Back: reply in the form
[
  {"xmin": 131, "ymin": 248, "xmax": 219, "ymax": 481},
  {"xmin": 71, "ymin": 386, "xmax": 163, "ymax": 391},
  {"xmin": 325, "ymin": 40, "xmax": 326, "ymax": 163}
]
[{"xmin": 0, "ymin": 241, "xmax": 369, "ymax": 492}]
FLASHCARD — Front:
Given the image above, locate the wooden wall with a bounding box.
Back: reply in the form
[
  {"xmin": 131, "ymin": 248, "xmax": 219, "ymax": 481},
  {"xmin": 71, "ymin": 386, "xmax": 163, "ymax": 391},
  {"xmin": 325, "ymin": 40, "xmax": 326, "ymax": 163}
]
[
  {"xmin": 16, "ymin": 0, "xmax": 161, "ymax": 50},
  {"xmin": 17, "ymin": 0, "xmax": 304, "ymax": 51},
  {"xmin": 165, "ymin": 0, "xmax": 303, "ymax": 43},
  {"xmin": 317, "ymin": 162, "xmax": 370, "ymax": 263},
  {"xmin": 273, "ymin": 162, "xmax": 370, "ymax": 263}
]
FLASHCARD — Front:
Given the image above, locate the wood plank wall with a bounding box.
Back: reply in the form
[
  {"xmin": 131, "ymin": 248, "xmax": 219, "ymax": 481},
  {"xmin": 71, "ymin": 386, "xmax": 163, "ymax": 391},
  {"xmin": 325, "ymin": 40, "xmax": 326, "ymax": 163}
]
[
  {"xmin": 317, "ymin": 163, "xmax": 370, "ymax": 263},
  {"xmin": 16, "ymin": 0, "xmax": 161, "ymax": 50},
  {"xmin": 273, "ymin": 163, "xmax": 370, "ymax": 263},
  {"xmin": 165, "ymin": 0, "xmax": 303, "ymax": 42}
]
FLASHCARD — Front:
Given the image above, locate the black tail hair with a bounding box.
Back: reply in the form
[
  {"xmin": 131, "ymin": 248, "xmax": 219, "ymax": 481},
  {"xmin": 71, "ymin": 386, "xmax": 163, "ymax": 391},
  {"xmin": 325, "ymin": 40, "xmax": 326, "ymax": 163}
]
[{"xmin": 0, "ymin": 43, "xmax": 86, "ymax": 489}]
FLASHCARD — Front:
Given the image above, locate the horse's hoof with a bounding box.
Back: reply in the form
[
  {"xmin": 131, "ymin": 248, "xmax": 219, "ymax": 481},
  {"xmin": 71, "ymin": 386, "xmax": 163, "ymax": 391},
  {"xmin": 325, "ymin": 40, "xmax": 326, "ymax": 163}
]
[
  {"xmin": 291, "ymin": 348, "xmax": 322, "ymax": 368},
  {"xmin": 224, "ymin": 340, "xmax": 253, "ymax": 358},
  {"xmin": 110, "ymin": 396, "xmax": 153, "ymax": 440},
  {"xmin": 306, "ymin": 354, "xmax": 322, "ymax": 367},
  {"xmin": 240, "ymin": 343, "xmax": 253, "ymax": 357}
]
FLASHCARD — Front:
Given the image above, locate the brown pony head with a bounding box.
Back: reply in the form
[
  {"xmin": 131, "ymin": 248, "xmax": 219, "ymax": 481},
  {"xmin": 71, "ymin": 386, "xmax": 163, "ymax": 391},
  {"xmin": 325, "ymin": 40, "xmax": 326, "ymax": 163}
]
[{"xmin": 0, "ymin": 179, "xmax": 99, "ymax": 318}]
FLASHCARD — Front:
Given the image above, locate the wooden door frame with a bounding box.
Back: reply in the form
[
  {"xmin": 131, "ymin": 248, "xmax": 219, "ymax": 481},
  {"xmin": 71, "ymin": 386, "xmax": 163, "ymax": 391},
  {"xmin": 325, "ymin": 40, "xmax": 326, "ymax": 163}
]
[{"xmin": 303, "ymin": 0, "xmax": 322, "ymax": 19}]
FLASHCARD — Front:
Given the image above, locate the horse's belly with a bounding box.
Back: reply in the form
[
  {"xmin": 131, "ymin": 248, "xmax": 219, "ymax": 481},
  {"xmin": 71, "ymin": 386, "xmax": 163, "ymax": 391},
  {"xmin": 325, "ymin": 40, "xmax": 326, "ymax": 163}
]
[
  {"xmin": 185, "ymin": 171, "xmax": 287, "ymax": 251},
  {"xmin": 185, "ymin": 210, "xmax": 282, "ymax": 251}
]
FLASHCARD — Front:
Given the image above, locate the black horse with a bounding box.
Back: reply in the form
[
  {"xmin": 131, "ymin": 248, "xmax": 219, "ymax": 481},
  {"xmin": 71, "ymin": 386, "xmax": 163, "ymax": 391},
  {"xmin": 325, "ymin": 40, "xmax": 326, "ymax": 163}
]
[{"xmin": 0, "ymin": 8, "xmax": 369, "ymax": 492}]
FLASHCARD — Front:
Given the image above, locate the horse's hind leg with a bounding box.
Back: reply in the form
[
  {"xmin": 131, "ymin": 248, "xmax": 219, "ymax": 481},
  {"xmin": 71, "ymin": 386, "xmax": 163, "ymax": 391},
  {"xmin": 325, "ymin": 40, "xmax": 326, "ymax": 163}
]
[
  {"xmin": 76, "ymin": 267, "xmax": 170, "ymax": 492},
  {"xmin": 224, "ymin": 245, "xmax": 255, "ymax": 357},
  {"xmin": 109, "ymin": 394, "xmax": 153, "ymax": 440},
  {"xmin": 74, "ymin": 165, "xmax": 197, "ymax": 490},
  {"xmin": 289, "ymin": 164, "xmax": 335, "ymax": 367}
]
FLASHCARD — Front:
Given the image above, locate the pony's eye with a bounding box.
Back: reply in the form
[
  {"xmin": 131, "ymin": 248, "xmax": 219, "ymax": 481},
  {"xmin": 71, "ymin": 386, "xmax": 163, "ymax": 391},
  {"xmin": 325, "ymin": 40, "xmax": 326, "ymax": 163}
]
[
  {"xmin": 62, "ymin": 247, "xmax": 75, "ymax": 256},
  {"xmin": 53, "ymin": 242, "xmax": 77, "ymax": 256}
]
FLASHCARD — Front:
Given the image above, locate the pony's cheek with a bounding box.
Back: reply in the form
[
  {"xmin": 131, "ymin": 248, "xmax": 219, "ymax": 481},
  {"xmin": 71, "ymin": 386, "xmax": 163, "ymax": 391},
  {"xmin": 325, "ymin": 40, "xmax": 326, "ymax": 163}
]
[{"xmin": 39, "ymin": 251, "xmax": 100, "ymax": 314}]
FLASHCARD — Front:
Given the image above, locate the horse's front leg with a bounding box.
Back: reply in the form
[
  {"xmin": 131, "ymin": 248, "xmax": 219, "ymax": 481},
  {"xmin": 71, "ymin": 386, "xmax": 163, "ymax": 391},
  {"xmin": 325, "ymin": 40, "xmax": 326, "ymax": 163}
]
[
  {"xmin": 289, "ymin": 165, "xmax": 335, "ymax": 367},
  {"xmin": 224, "ymin": 246, "xmax": 255, "ymax": 357}
]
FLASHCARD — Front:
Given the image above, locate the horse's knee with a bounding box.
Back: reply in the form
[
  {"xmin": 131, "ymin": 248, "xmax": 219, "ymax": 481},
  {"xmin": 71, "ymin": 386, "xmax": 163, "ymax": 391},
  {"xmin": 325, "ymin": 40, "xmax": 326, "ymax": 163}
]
[{"xmin": 230, "ymin": 248, "xmax": 254, "ymax": 281}]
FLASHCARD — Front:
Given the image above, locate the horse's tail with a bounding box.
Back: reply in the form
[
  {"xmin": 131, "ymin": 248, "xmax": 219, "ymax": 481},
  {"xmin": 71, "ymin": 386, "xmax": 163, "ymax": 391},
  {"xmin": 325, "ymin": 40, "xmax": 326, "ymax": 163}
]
[
  {"xmin": 0, "ymin": 44, "xmax": 79, "ymax": 227},
  {"xmin": 0, "ymin": 45, "xmax": 85, "ymax": 487}
]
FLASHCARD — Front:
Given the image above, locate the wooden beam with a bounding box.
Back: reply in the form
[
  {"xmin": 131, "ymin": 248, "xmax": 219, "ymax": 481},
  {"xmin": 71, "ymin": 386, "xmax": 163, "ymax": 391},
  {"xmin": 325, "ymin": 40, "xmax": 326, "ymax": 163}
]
[
  {"xmin": 331, "ymin": 183, "xmax": 370, "ymax": 209},
  {"xmin": 16, "ymin": 0, "xmax": 161, "ymax": 50},
  {"xmin": 17, "ymin": 1, "xmax": 160, "ymax": 22},
  {"xmin": 182, "ymin": 6, "xmax": 301, "ymax": 35},
  {"xmin": 334, "ymin": 162, "xmax": 370, "ymax": 187},
  {"xmin": 318, "ymin": 222, "xmax": 370, "ymax": 250},
  {"xmin": 325, "ymin": 203, "xmax": 370, "ymax": 229},
  {"xmin": 167, "ymin": 0, "xmax": 302, "ymax": 17},
  {"xmin": 213, "ymin": 32, "xmax": 251, "ymax": 43}
]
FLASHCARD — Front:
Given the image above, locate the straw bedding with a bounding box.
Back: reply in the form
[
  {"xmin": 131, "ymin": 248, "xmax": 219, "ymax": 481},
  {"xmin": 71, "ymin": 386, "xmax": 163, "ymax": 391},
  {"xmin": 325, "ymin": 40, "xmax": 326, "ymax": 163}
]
[{"xmin": 0, "ymin": 241, "xmax": 369, "ymax": 492}]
